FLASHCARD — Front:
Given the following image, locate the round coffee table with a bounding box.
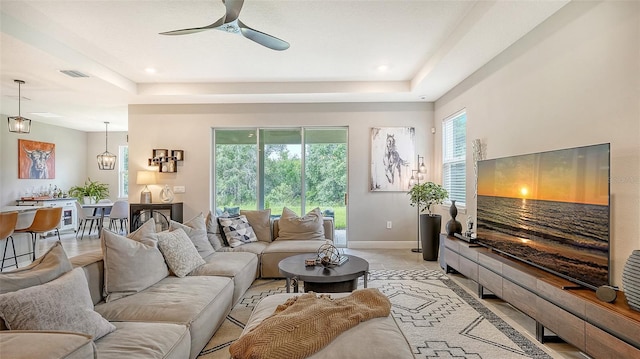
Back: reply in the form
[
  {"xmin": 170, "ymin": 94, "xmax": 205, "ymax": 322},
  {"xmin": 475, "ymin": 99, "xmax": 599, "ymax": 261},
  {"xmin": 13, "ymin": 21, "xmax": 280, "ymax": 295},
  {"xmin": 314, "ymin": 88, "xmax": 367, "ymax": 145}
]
[{"xmin": 278, "ymin": 254, "xmax": 369, "ymax": 293}]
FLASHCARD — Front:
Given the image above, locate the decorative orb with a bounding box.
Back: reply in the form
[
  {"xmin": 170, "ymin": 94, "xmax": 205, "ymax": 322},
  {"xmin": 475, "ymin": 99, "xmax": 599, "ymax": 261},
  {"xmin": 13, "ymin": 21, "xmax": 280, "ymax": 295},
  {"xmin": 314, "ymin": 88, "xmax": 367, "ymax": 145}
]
[{"xmin": 317, "ymin": 243, "xmax": 342, "ymax": 267}]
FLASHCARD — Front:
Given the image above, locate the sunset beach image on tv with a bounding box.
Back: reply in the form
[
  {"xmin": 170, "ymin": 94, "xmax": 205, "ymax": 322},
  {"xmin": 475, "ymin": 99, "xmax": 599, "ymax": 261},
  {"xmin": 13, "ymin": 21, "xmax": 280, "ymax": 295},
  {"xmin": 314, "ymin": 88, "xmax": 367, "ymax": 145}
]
[{"xmin": 476, "ymin": 143, "xmax": 610, "ymax": 289}]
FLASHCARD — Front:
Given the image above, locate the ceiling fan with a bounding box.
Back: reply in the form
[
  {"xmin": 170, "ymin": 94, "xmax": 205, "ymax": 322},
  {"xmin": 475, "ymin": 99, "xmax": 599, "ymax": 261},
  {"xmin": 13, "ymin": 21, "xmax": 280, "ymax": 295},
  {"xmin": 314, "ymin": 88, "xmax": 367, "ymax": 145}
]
[{"xmin": 160, "ymin": 0, "xmax": 289, "ymax": 51}]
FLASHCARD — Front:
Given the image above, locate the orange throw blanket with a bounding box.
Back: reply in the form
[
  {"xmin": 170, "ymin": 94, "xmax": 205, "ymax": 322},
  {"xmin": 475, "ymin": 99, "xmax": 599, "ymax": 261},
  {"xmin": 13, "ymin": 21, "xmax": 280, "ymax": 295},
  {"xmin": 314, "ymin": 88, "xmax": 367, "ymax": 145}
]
[{"xmin": 229, "ymin": 288, "xmax": 391, "ymax": 359}]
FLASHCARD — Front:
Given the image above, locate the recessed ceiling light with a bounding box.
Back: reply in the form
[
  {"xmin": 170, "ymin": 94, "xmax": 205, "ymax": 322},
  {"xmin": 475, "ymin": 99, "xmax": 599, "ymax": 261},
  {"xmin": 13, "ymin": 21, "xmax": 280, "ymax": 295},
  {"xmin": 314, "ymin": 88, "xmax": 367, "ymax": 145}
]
[
  {"xmin": 145, "ymin": 68, "xmax": 157, "ymax": 74},
  {"xmin": 377, "ymin": 65, "xmax": 390, "ymax": 72},
  {"xmin": 30, "ymin": 112, "xmax": 62, "ymax": 118}
]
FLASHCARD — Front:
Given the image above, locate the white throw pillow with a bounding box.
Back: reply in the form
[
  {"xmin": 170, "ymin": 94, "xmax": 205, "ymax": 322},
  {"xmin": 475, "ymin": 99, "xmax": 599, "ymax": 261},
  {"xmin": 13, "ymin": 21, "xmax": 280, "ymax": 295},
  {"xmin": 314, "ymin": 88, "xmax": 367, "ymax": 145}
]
[
  {"xmin": 277, "ymin": 207, "xmax": 325, "ymax": 240},
  {"xmin": 157, "ymin": 228, "xmax": 206, "ymax": 277},
  {"xmin": 240, "ymin": 209, "xmax": 272, "ymax": 243},
  {"xmin": 0, "ymin": 267, "xmax": 116, "ymax": 340},
  {"xmin": 101, "ymin": 227, "xmax": 169, "ymax": 302},
  {"xmin": 170, "ymin": 213, "xmax": 215, "ymax": 258},
  {"xmin": 218, "ymin": 215, "xmax": 258, "ymax": 248},
  {"xmin": 206, "ymin": 211, "xmax": 226, "ymax": 250}
]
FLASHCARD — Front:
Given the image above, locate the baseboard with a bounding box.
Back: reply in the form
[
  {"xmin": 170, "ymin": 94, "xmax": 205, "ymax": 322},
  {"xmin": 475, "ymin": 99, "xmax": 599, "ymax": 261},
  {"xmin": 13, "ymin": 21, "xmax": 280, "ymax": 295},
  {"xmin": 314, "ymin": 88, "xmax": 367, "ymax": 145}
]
[{"xmin": 347, "ymin": 241, "xmax": 417, "ymax": 249}]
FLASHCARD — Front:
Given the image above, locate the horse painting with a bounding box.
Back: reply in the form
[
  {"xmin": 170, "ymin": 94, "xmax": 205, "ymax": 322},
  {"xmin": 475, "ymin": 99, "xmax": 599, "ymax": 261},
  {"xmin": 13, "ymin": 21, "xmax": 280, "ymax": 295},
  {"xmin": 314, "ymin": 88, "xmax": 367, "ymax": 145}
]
[
  {"xmin": 383, "ymin": 134, "xmax": 408, "ymax": 185},
  {"xmin": 18, "ymin": 139, "xmax": 56, "ymax": 179},
  {"xmin": 370, "ymin": 127, "xmax": 415, "ymax": 191}
]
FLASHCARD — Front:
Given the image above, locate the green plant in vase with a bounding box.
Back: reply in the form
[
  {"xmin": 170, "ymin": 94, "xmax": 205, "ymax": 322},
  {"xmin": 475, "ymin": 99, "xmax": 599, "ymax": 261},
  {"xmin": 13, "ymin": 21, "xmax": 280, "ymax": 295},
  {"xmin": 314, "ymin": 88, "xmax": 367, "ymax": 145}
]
[
  {"xmin": 407, "ymin": 181, "xmax": 448, "ymax": 215},
  {"xmin": 69, "ymin": 178, "xmax": 109, "ymax": 204}
]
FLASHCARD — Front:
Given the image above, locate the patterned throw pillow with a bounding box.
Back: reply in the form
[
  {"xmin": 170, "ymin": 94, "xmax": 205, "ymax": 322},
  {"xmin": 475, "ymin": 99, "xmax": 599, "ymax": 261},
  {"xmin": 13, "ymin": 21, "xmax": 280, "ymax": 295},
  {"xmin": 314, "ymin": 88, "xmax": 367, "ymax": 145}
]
[
  {"xmin": 218, "ymin": 215, "xmax": 258, "ymax": 248},
  {"xmin": 157, "ymin": 228, "xmax": 206, "ymax": 277},
  {"xmin": 0, "ymin": 267, "xmax": 116, "ymax": 340}
]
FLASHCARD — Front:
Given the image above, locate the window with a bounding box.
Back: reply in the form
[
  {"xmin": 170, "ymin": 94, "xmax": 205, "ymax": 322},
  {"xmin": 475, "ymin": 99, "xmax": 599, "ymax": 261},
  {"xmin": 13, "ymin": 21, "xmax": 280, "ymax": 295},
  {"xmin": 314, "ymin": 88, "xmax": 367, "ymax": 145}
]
[
  {"xmin": 442, "ymin": 111, "xmax": 466, "ymax": 206},
  {"xmin": 118, "ymin": 145, "xmax": 129, "ymax": 198}
]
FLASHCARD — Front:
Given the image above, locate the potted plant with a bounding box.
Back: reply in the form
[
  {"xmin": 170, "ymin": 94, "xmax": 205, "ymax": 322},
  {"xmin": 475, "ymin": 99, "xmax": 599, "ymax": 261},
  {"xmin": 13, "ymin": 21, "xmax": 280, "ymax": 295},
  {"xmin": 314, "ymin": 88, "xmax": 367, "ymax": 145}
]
[
  {"xmin": 408, "ymin": 182, "xmax": 448, "ymax": 261},
  {"xmin": 69, "ymin": 178, "xmax": 110, "ymax": 204}
]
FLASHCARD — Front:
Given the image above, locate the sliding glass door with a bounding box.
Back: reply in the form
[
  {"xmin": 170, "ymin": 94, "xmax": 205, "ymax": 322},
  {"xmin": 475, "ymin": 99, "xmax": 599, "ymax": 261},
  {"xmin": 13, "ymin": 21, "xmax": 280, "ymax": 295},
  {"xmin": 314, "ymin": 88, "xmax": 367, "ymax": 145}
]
[{"xmin": 214, "ymin": 127, "xmax": 348, "ymax": 246}]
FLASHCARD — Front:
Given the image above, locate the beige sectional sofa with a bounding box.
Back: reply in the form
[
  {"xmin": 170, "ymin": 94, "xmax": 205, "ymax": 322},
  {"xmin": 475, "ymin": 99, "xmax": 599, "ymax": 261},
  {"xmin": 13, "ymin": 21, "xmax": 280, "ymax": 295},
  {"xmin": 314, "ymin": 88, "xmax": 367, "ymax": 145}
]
[
  {"xmin": 212, "ymin": 214, "xmax": 336, "ymax": 277},
  {"xmin": 0, "ymin": 215, "xmax": 259, "ymax": 359},
  {"xmin": 0, "ymin": 209, "xmax": 337, "ymax": 358}
]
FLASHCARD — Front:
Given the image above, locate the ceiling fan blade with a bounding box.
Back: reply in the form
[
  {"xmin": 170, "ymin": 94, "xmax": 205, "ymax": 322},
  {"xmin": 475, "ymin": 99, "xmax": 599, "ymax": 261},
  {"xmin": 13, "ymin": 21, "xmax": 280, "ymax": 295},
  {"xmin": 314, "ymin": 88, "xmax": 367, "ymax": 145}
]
[
  {"xmin": 238, "ymin": 20, "xmax": 289, "ymax": 51},
  {"xmin": 160, "ymin": 16, "xmax": 225, "ymax": 36},
  {"xmin": 222, "ymin": 0, "xmax": 244, "ymax": 24}
]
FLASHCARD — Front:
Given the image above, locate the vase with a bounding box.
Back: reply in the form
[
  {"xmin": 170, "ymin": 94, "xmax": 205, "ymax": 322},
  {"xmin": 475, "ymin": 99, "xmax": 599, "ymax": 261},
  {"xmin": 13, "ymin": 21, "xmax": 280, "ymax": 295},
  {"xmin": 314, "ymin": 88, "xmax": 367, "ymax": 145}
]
[
  {"xmin": 420, "ymin": 214, "xmax": 441, "ymax": 261},
  {"xmin": 445, "ymin": 200, "xmax": 462, "ymax": 235},
  {"xmin": 622, "ymin": 250, "xmax": 640, "ymax": 311},
  {"xmin": 159, "ymin": 185, "xmax": 174, "ymax": 203}
]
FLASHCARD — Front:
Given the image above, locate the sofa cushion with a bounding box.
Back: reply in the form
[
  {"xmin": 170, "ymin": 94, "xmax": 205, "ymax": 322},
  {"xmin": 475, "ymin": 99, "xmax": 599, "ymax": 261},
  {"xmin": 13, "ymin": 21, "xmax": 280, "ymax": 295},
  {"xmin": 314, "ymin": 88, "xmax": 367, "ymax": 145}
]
[
  {"xmin": 241, "ymin": 293, "xmax": 414, "ymax": 359},
  {"xmin": 157, "ymin": 228, "xmax": 206, "ymax": 277},
  {"xmin": 191, "ymin": 252, "xmax": 259, "ymax": 304},
  {"xmin": 0, "ymin": 241, "xmax": 72, "ymax": 295},
  {"xmin": 0, "ymin": 267, "xmax": 116, "ymax": 340},
  {"xmin": 170, "ymin": 213, "xmax": 215, "ymax": 258},
  {"xmin": 240, "ymin": 209, "xmax": 272, "ymax": 242},
  {"xmin": 217, "ymin": 241, "xmax": 268, "ymax": 256},
  {"xmin": 95, "ymin": 275, "xmax": 234, "ymax": 359},
  {"xmin": 218, "ymin": 215, "xmax": 258, "ymax": 247},
  {"xmin": 260, "ymin": 240, "xmax": 329, "ymax": 278},
  {"xmin": 95, "ymin": 321, "xmax": 191, "ymax": 359},
  {"xmin": 276, "ymin": 207, "xmax": 325, "ymax": 240},
  {"xmin": 101, "ymin": 228, "xmax": 169, "ymax": 302},
  {"xmin": 0, "ymin": 330, "xmax": 95, "ymax": 359},
  {"xmin": 205, "ymin": 211, "xmax": 225, "ymax": 250}
]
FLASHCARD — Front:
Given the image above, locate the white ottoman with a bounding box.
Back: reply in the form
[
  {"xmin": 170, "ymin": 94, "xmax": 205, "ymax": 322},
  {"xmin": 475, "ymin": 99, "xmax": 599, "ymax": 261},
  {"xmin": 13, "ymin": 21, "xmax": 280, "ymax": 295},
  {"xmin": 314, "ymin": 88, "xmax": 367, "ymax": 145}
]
[{"xmin": 239, "ymin": 293, "xmax": 414, "ymax": 358}]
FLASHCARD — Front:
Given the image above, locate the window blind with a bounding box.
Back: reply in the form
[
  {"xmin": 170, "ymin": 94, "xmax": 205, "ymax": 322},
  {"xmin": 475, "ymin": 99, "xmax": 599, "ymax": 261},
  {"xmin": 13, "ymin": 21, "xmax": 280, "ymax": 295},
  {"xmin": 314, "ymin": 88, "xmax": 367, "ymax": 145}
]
[{"xmin": 442, "ymin": 112, "xmax": 467, "ymax": 205}]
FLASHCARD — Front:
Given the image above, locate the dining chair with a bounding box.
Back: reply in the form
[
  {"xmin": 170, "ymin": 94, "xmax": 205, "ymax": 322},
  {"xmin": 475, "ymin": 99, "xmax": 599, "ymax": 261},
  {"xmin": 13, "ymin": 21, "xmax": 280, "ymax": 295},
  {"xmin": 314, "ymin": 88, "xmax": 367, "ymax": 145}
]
[
  {"xmin": 108, "ymin": 200, "xmax": 129, "ymax": 234},
  {"xmin": 14, "ymin": 207, "xmax": 62, "ymax": 260},
  {"xmin": 96, "ymin": 199, "xmax": 113, "ymax": 217},
  {"xmin": 75, "ymin": 201, "xmax": 101, "ymax": 240},
  {"xmin": 1, "ymin": 211, "xmax": 19, "ymax": 272}
]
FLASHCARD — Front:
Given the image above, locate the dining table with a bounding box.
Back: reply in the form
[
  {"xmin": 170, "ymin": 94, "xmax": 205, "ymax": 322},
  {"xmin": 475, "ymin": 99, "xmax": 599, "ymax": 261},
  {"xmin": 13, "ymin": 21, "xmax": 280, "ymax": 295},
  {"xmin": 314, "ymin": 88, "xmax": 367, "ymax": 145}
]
[{"xmin": 81, "ymin": 202, "xmax": 114, "ymax": 233}]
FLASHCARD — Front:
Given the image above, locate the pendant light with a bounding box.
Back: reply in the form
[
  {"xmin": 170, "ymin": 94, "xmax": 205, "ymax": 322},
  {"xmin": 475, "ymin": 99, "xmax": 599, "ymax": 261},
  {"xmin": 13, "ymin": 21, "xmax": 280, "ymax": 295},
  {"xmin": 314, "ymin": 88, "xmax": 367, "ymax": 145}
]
[
  {"xmin": 7, "ymin": 80, "xmax": 32, "ymax": 133},
  {"xmin": 97, "ymin": 121, "xmax": 116, "ymax": 170}
]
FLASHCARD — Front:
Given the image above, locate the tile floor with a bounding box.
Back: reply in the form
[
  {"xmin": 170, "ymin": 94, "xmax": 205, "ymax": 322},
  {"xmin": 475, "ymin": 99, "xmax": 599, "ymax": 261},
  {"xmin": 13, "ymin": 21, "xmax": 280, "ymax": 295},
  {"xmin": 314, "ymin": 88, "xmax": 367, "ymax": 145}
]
[{"xmin": 29, "ymin": 231, "xmax": 585, "ymax": 359}]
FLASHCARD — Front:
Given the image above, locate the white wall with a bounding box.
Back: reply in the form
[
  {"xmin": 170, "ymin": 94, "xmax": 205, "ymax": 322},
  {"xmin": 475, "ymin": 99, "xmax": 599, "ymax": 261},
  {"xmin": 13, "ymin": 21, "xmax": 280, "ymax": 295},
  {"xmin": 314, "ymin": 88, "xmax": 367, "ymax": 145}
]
[
  {"xmin": 0, "ymin": 120, "xmax": 87, "ymax": 207},
  {"xmin": 434, "ymin": 1, "xmax": 640, "ymax": 286},
  {"xmin": 128, "ymin": 102, "xmax": 434, "ymax": 247}
]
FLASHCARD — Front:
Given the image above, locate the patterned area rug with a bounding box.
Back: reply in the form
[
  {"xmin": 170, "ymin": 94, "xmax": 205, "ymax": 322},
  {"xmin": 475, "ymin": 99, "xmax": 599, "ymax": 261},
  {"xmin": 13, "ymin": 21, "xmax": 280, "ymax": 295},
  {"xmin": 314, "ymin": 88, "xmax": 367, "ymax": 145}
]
[{"xmin": 198, "ymin": 269, "xmax": 551, "ymax": 359}]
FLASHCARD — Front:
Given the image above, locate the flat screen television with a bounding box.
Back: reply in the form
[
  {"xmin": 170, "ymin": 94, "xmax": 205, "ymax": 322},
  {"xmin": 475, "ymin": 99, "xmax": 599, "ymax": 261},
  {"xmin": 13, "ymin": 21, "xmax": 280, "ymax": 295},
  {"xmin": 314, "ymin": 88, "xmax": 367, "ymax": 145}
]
[{"xmin": 476, "ymin": 143, "xmax": 610, "ymax": 290}]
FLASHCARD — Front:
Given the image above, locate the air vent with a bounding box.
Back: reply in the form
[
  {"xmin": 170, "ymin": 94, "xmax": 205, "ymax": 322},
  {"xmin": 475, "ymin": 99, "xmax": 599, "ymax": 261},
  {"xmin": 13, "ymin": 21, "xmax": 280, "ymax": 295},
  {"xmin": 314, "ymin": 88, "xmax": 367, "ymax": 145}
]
[{"xmin": 60, "ymin": 70, "xmax": 89, "ymax": 78}]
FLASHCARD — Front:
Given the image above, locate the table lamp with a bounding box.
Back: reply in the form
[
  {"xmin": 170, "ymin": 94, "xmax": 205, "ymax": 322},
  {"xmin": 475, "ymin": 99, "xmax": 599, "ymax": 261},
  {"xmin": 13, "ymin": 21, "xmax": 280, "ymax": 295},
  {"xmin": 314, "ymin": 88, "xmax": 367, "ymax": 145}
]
[{"xmin": 136, "ymin": 171, "xmax": 156, "ymax": 204}]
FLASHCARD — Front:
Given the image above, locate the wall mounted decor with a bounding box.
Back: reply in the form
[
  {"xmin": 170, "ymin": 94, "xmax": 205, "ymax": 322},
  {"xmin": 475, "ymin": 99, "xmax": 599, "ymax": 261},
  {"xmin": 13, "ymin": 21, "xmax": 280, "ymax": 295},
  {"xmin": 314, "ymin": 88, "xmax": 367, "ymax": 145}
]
[
  {"xmin": 18, "ymin": 139, "xmax": 55, "ymax": 179},
  {"xmin": 370, "ymin": 127, "xmax": 415, "ymax": 192},
  {"xmin": 149, "ymin": 149, "xmax": 184, "ymax": 173}
]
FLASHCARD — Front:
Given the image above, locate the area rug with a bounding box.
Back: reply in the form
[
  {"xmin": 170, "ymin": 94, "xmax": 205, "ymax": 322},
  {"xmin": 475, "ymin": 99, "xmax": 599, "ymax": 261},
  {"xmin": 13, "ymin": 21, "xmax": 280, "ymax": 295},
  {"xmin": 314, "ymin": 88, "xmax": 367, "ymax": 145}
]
[{"xmin": 198, "ymin": 269, "xmax": 551, "ymax": 359}]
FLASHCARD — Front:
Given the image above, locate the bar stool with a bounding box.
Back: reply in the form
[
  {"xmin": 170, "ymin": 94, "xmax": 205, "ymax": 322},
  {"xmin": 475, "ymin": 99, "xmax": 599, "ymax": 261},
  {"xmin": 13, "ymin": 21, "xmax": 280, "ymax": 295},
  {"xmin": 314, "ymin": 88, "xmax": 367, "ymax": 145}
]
[
  {"xmin": 1, "ymin": 211, "xmax": 19, "ymax": 272},
  {"xmin": 14, "ymin": 207, "xmax": 62, "ymax": 260}
]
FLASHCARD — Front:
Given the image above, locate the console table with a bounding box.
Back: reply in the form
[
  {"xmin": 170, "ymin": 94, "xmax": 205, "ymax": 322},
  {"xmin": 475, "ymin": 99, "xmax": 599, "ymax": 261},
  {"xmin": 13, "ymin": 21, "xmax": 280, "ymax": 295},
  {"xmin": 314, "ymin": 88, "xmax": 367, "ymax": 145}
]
[
  {"xmin": 441, "ymin": 234, "xmax": 640, "ymax": 358},
  {"xmin": 129, "ymin": 202, "xmax": 183, "ymax": 231}
]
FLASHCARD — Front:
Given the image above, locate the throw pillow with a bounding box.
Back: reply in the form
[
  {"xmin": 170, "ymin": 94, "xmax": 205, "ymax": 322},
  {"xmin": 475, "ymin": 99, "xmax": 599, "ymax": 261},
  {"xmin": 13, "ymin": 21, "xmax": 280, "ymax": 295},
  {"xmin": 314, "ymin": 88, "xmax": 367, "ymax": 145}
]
[
  {"xmin": 101, "ymin": 228, "xmax": 169, "ymax": 302},
  {"xmin": 127, "ymin": 216, "xmax": 158, "ymax": 241},
  {"xmin": 0, "ymin": 267, "xmax": 116, "ymax": 340},
  {"xmin": 170, "ymin": 213, "xmax": 215, "ymax": 258},
  {"xmin": 0, "ymin": 241, "xmax": 72, "ymax": 295},
  {"xmin": 277, "ymin": 207, "xmax": 325, "ymax": 240},
  {"xmin": 206, "ymin": 211, "xmax": 225, "ymax": 250},
  {"xmin": 157, "ymin": 228, "xmax": 206, "ymax": 277},
  {"xmin": 218, "ymin": 215, "xmax": 258, "ymax": 248},
  {"xmin": 240, "ymin": 209, "xmax": 272, "ymax": 242},
  {"xmin": 215, "ymin": 212, "xmax": 241, "ymax": 247}
]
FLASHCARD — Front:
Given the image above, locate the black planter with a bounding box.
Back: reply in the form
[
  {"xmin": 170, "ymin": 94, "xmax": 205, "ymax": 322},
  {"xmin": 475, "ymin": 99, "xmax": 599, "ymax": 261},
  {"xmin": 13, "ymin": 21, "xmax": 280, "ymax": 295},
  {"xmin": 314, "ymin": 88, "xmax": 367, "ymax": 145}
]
[{"xmin": 420, "ymin": 214, "xmax": 442, "ymax": 261}]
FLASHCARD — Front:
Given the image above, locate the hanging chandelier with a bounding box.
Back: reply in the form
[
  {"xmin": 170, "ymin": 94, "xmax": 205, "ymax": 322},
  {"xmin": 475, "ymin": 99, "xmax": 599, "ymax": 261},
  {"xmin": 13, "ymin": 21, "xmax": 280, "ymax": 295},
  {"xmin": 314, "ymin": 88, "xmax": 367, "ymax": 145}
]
[
  {"xmin": 7, "ymin": 80, "xmax": 32, "ymax": 133},
  {"xmin": 97, "ymin": 121, "xmax": 116, "ymax": 170}
]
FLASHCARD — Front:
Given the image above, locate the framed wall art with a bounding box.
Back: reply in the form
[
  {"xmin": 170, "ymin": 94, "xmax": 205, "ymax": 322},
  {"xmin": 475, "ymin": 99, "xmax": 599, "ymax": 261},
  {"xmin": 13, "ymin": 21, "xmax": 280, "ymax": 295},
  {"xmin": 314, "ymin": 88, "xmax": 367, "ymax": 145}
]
[
  {"xmin": 370, "ymin": 127, "xmax": 415, "ymax": 191},
  {"xmin": 18, "ymin": 139, "xmax": 56, "ymax": 179}
]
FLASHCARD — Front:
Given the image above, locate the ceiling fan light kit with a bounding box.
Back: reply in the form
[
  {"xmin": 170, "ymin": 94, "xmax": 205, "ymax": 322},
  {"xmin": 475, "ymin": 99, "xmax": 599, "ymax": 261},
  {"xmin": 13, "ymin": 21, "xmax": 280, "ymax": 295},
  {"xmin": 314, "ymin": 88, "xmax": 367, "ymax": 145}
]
[
  {"xmin": 160, "ymin": 0, "xmax": 289, "ymax": 51},
  {"xmin": 7, "ymin": 80, "xmax": 32, "ymax": 134}
]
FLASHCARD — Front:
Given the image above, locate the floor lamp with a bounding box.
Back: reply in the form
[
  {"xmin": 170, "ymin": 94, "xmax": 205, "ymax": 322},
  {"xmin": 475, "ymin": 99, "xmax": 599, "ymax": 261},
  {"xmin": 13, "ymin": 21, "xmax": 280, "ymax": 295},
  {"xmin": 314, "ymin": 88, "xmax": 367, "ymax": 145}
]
[{"xmin": 409, "ymin": 155, "xmax": 427, "ymax": 253}]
